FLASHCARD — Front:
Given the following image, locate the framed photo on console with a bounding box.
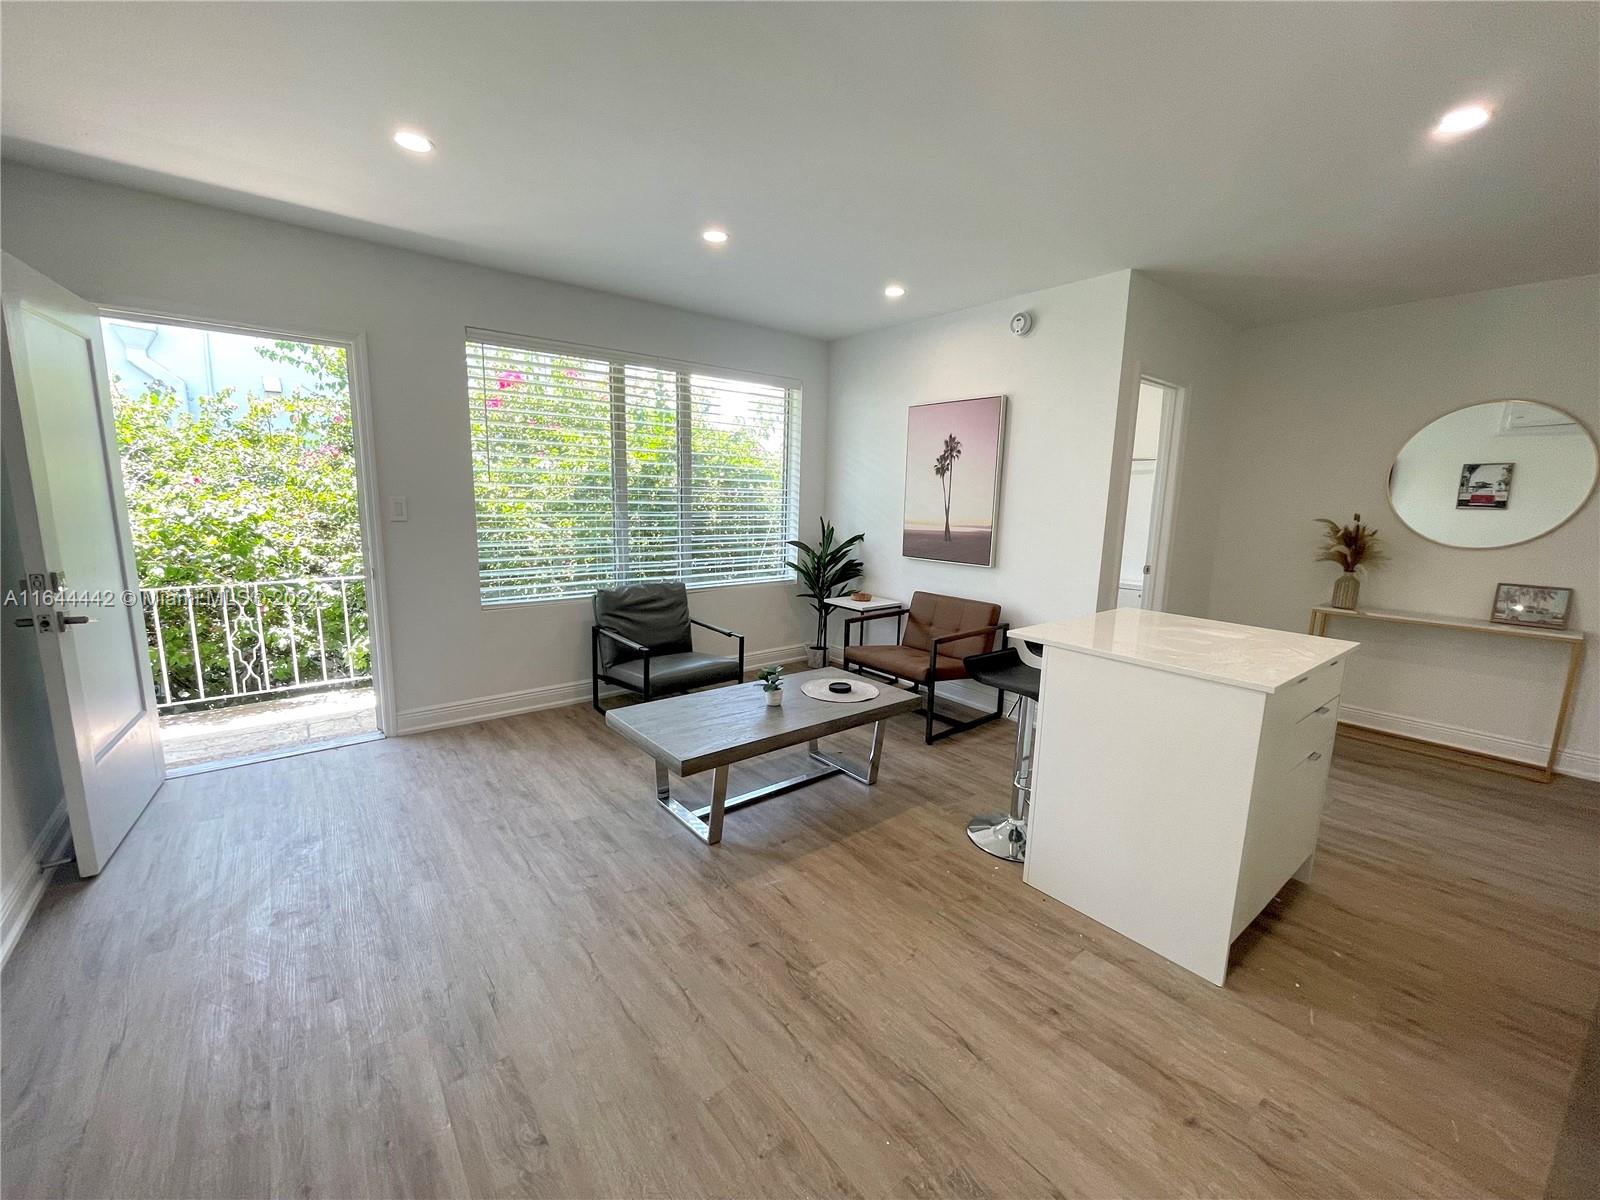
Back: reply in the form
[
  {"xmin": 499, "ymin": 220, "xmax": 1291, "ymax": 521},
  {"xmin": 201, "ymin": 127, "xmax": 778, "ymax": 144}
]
[{"xmin": 1490, "ymin": 583, "xmax": 1572, "ymax": 630}]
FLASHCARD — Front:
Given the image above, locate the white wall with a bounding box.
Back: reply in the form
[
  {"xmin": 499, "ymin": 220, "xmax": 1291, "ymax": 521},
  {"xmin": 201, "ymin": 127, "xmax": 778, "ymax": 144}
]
[
  {"xmin": 0, "ymin": 164, "xmax": 829, "ymax": 729},
  {"xmin": 825, "ymin": 271, "xmax": 1133, "ymax": 662},
  {"xmin": 1205, "ymin": 276, "xmax": 1600, "ymax": 777}
]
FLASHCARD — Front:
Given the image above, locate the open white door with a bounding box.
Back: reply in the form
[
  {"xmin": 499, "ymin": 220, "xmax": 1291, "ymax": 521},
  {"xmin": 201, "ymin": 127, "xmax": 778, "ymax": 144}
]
[
  {"xmin": 2, "ymin": 253, "xmax": 164, "ymax": 877},
  {"xmin": 1114, "ymin": 378, "xmax": 1184, "ymax": 611}
]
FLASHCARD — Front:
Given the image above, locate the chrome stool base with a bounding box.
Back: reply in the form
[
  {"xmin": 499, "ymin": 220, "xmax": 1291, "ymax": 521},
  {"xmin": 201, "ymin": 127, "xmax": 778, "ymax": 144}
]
[
  {"xmin": 963, "ymin": 688, "xmax": 1037, "ymax": 865},
  {"xmin": 966, "ymin": 813, "xmax": 1026, "ymax": 862}
]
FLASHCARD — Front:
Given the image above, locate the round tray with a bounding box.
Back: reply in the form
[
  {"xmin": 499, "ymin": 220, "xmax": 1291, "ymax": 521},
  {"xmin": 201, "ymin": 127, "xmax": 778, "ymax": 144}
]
[{"xmin": 800, "ymin": 678, "xmax": 880, "ymax": 704}]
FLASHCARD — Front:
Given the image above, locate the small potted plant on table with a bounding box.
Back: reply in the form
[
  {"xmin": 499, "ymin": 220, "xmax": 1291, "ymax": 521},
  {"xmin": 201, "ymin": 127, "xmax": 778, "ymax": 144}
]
[{"xmin": 756, "ymin": 664, "xmax": 786, "ymax": 707}]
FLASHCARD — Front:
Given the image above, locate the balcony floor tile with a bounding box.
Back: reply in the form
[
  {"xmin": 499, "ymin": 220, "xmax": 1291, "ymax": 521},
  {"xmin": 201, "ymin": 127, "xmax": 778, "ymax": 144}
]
[{"xmin": 158, "ymin": 686, "xmax": 377, "ymax": 768}]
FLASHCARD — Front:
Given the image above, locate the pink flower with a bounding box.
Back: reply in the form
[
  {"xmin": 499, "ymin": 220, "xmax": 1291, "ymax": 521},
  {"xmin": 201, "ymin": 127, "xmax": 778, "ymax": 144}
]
[
  {"xmin": 563, "ymin": 368, "xmax": 577, "ymax": 378},
  {"xmin": 191, "ymin": 474, "xmax": 202, "ymax": 484},
  {"xmin": 496, "ymin": 371, "xmax": 524, "ymax": 390},
  {"xmin": 485, "ymin": 397, "xmax": 504, "ymax": 409}
]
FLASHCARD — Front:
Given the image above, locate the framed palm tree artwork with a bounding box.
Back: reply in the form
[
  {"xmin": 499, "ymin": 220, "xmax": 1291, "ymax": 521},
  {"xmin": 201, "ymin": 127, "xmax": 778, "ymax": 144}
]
[{"xmin": 902, "ymin": 395, "xmax": 1006, "ymax": 566}]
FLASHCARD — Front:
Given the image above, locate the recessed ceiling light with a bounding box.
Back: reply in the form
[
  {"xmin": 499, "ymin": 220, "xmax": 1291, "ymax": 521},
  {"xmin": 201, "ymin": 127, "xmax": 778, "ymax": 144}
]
[
  {"xmin": 702, "ymin": 228, "xmax": 729, "ymax": 244},
  {"xmin": 884, "ymin": 283, "xmax": 906, "ymax": 299},
  {"xmin": 392, "ymin": 129, "xmax": 434, "ymax": 154},
  {"xmin": 1433, "ymin": 104, "xmax": 1491, "ymax": 139}
]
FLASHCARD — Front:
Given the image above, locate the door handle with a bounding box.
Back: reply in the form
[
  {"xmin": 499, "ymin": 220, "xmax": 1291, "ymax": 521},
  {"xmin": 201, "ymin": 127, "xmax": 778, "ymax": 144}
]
[
  {"xmin": 14, "ymin": 617, "xmax": 35, "ymax": 628},
  {"xmin": 59, "ymin": 614, "xmax": 96, "ymax": 626}
]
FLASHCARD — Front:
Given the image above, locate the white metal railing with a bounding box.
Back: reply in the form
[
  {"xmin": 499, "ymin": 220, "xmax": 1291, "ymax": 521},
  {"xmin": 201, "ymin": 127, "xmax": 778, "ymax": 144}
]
[{"xmin": 141, "ymin": 574, "xmax": 370, "ymax": 710}]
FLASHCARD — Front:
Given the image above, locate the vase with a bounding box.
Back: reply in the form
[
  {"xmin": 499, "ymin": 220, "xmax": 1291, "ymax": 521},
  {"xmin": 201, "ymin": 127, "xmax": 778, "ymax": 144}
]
[
  {"xmin": 1331, "ymin": 573, "xmax": 1360, "ymax": 610},
  {"xmin": 765, "ymin": 689, "xmax": 783, "ymax": 707}
]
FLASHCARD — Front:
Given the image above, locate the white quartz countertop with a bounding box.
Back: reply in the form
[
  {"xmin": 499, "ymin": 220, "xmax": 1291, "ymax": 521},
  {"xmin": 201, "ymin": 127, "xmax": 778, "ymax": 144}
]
[{"xmin": 1009, "ymin": 609, "xmax": 1358, "ymax": 693}]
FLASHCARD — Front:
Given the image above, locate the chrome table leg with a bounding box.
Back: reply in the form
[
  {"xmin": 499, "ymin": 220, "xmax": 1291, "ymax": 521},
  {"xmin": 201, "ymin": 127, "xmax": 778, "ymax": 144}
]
[
  {"xmin": 653, "ymin": 721, "xmax": 888, "ymax": 845},
  {"xmin": 808, "ymin": 719, "xmax": 884, "ymax": 784}
]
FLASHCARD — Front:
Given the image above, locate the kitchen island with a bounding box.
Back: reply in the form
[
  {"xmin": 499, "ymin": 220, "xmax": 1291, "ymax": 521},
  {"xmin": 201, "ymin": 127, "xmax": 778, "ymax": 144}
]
[{"xmin": 1009, "ymin": 609, "xmax": 1359, "ymax": 985}]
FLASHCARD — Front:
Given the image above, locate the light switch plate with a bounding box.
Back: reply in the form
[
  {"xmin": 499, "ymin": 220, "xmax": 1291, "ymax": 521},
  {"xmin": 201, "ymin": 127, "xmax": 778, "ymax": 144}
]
[{"xmin": 389, "ymin": 496, "xmax": 408, "ymax": 522}]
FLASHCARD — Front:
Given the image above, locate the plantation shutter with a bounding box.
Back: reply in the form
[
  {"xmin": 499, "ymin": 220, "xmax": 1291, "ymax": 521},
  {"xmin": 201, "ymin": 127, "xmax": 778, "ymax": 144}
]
[
  {"xmin": 466, "ymin": 330, "xmax": 799, "ymax": 603},
  {"xmin": 620, "ymin": 363, "xmax": 680, "ymax": 583},
  {"xmin": 684, "ymin": 373, "xmax": 798, "ymax": 587},
  {"xmin": 466, "ymin": 340, "xmax": 615, "ymax": 602}
]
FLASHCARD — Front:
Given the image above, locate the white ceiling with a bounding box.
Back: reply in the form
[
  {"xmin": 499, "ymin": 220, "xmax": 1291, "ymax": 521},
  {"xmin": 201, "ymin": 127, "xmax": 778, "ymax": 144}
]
[{"xmin": 3, "ymin": 2, "xmax": 1595, "ymax": 340}]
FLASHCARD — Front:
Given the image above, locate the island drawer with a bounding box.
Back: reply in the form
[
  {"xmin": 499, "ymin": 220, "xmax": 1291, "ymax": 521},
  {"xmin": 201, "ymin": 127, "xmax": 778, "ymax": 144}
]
[
  {"xmin": 1273, "ymin": 695, "xmax": 1340, "ymax": 772},
  {"xmin": 1232, "ymin": 737, "xmax": 1336, "ymax": 938},
  {"xmin": 1271, "ymin": 655, "xmax": 1346, "ymax": 726}
]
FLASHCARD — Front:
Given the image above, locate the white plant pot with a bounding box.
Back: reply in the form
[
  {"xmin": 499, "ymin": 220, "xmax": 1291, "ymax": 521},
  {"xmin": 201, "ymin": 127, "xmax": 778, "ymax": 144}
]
[
  {"xmin": 805, "ymin": 645, "xmax": 827, "ymax": 669},
  {"xmin": 765, "ymin": 689, "xmax": 783, "ymax": 707}
]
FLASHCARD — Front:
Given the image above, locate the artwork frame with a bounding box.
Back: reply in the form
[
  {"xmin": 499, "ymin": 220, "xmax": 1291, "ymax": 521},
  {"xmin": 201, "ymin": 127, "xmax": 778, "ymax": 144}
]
[
  {"xmin": 902, "ymin": 395, "xmax": 1006, "ymax": 567},
  {"xmin": 1457, "ymin": 462, "xmax": 1514, "ymax": 509},
  {"xmin": 1490, "ymin": 582, "xmax": 1573, "ymax": 630}
]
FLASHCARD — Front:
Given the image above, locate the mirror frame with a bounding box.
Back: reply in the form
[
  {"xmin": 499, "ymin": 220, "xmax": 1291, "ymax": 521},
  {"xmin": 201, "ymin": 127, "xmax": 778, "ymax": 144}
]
[{"xmin": 1386, "ymin": 399, "xmax": 1600, "ymax": 550}]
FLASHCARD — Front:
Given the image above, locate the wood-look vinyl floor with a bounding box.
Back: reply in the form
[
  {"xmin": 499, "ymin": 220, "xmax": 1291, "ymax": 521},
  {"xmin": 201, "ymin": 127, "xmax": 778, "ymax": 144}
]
[{"xmin": 2, "ymin": 701, "xmax": 1596, "ymax": 1199}]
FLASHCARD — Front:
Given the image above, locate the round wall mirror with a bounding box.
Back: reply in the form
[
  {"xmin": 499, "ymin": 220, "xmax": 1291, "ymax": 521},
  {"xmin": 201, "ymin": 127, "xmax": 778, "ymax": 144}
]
[{"xmin": 1388, "ymin": 400, "xmax": 1598, "ymax": 548}]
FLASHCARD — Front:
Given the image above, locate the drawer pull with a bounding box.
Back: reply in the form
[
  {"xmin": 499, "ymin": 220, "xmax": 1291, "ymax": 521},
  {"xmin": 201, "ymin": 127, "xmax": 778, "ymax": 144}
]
[
  {"xmin": 1314, "ymin": 705, "xmax": 1331, "ymax": 716},
  {"xmin": 1307, "ymin": 750, "xmax": 1323, "ymax": 762}
]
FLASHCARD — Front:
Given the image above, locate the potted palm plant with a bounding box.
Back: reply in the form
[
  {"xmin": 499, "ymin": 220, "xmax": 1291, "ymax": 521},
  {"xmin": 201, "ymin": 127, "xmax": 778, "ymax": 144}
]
[
  {"xmin": 1314, "ymin": 513, "xmax": 1387, "ymax": 609},
  {"xmin": 786, "ymin": 519, "xmax": 865, "ymax": 669}
]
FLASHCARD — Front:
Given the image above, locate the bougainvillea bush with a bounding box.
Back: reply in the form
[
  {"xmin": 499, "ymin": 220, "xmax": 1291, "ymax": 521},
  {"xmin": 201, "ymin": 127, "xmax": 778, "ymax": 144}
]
[{"xmin": 112, "ymin": 341, "xmax": 369, "ymax": 706}]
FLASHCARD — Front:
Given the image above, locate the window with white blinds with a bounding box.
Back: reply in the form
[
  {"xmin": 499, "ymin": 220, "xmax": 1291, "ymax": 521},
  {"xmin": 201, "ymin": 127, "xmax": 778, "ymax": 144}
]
[{"xmin": 466, "ymin": 331, "xmax": 800, "ymax": 604}]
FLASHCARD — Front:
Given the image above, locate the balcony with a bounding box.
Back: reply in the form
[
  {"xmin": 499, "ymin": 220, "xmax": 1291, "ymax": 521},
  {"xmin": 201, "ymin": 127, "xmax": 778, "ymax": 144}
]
[{"xmin": 143, "ymin": 574, "xmax": 376, "ymax": 768}]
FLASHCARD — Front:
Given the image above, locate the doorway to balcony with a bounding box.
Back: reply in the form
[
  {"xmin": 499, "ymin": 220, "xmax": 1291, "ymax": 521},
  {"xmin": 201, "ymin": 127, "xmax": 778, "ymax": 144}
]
[{"xmin": 103, "ymin": 314, "xmax": 386, "ymax": 771}]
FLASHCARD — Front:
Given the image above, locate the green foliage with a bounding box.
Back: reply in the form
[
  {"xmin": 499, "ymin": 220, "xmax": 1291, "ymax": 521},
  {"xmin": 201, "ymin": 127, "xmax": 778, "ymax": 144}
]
[
  {"xmin": 755, "ymin": 664, "xmax": 785, "ymax": 692},
  {"xmin": 112, "ymin": 340, "xmax": 367, "ymax": 706},
  {"xmin": 785, "ymin": 519, "xmax": 865, "ymax": 649}
]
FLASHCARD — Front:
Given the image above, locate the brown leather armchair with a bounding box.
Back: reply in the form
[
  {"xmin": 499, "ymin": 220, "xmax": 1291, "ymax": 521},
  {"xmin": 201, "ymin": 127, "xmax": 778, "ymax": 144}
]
[{"xmin": 841, "ymin": 591, "xmax": 1009, "ymax": 744}]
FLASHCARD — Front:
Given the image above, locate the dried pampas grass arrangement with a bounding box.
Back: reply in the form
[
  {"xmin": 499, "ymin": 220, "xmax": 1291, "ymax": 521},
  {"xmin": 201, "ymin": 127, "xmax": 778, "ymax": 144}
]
[
  {"xmin": 1314, "ymin": 513, "xmax": 1387, "ymax": 574},
  {"xmin": 1315, "ymin": 513, "xmax": 1387, "ymax": 609}
]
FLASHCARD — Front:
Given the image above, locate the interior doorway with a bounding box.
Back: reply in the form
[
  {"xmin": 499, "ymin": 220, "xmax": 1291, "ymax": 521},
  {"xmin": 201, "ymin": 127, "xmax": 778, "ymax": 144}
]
[
  {"xmin": 1116, "ymin": 377, "xmax": 1183, "ymax": 610},
  {"xmin": 102, "ymin": 314, "xmax": 386, "ymax": 770}
]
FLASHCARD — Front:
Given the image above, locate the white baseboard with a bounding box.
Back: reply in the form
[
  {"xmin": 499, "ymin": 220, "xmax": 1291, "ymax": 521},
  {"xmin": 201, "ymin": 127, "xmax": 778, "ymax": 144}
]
[
  {"xmin": 1339, "ymin": 703, "xmax": 1600, "ymax": 782},
  {"xmin": 1, "ymin": 801, "xmax": 71, "ymax": 965},
  {"xmin": 394, "ymin": 644, "xmax": 809, "ymax": 735}
]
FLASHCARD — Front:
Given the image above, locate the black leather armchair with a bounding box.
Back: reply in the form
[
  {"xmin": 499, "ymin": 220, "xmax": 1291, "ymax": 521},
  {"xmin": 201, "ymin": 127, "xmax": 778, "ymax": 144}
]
[{"xmin": 591, "ymin": 581, "xmax": 745, "ymax": 711}]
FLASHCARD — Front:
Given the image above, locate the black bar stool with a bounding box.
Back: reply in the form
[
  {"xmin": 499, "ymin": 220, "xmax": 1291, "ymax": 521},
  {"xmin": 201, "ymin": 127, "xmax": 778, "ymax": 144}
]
[{"xmin": 961, "ymin": 646, "xmax": 1042, "ymax": 862}]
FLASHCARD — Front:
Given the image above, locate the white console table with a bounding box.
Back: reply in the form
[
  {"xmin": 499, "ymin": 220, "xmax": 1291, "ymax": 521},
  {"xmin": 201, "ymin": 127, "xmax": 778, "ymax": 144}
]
[
  {"xmin": 822, "ymin": 594, "xmax": 904, "ymax": 619},
  {"xmin": 1010, "ymin": 610, "xmax": 1359, "ymax": 985},
  {"xmin": 1309, "ymin": 605, "xmax": 1586, "ymax": 783}
]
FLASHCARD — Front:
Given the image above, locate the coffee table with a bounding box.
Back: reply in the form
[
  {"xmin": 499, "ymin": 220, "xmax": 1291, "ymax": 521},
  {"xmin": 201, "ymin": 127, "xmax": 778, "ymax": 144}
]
[{"xmin": 604, "ymin": 667, "xmax": 919, "ymax": 844}]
